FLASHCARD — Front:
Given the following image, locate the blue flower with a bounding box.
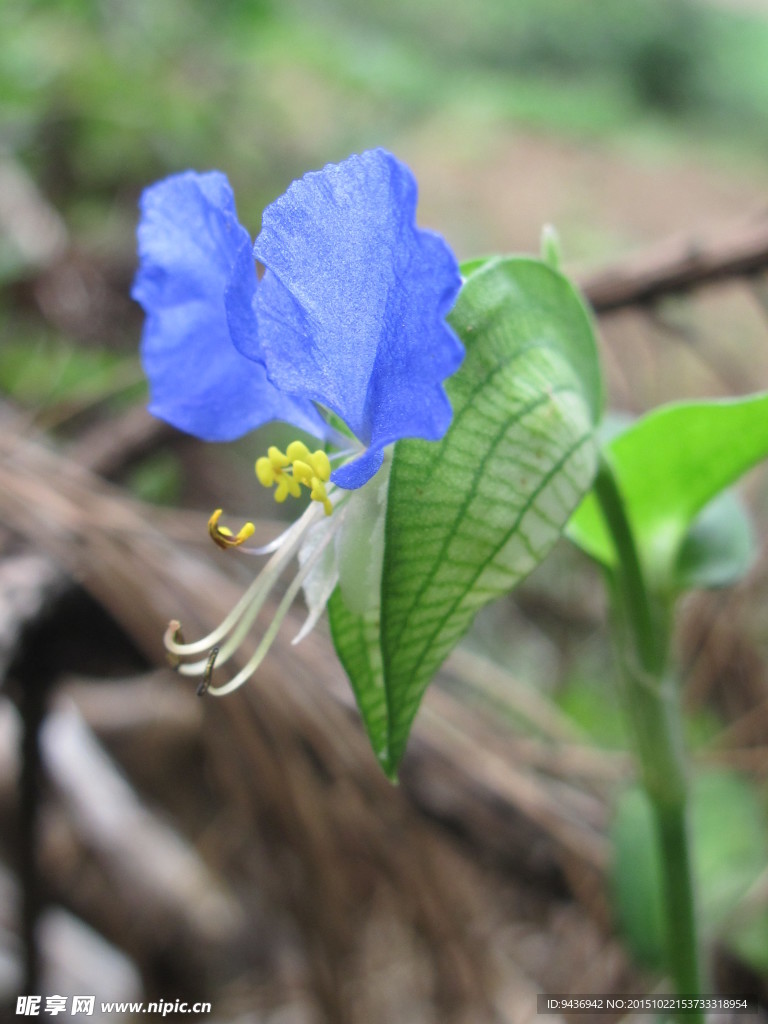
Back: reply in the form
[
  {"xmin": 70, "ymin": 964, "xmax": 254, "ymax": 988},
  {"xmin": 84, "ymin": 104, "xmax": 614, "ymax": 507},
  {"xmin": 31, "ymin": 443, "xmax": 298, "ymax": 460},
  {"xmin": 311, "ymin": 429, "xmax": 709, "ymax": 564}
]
[
  {"xmin": 229, "ymin": 149, "xmax": 463, "ymax": 487},
  {"xmin": 132, "ymin": 170, "xmax": 327, "ymax": 443},
  {"xmin": 133, "ymin": 149, "xmax": 462, "ymax": 694},
  {"xmin": 134, "ymin": 149, "xmax": 463, "ymax": 490}
]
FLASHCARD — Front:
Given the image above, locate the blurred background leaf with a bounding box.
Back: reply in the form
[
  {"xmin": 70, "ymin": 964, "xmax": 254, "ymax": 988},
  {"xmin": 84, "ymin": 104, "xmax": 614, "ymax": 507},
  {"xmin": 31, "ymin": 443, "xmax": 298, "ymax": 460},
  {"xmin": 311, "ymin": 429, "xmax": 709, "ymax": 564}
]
[{"xmin": 612, "ymin": 771, "xmax": 768, "ymax": 976}]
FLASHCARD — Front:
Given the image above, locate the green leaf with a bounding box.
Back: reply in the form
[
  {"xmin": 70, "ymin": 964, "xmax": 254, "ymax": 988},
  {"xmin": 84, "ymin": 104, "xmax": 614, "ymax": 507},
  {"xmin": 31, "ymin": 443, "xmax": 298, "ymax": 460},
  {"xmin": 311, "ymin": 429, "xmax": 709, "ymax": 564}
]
[
  {"xmin": 326, "ymin": 460, "xmax": 392, "ymax": 775},
  {"xmin": 540, "ymin": 224, "xmax": 562, "ymax": 270},
  {"xmin": 673, "ymin": 490, "xmax": 756, "ymax": 591},
  {"xmin": 379, "ymin": 257, "xmax": 601, "ymax": 772},
  {"xmin": 327, "ymin": 588, "xmax": 390, "ymax": 774},
  {"xmin": 568, "ymin": 392, "xmax": 768, "ymax": 586},
  {"xmin": 459, "ymin": 255, "xmax": 496, "ymax": 280}
]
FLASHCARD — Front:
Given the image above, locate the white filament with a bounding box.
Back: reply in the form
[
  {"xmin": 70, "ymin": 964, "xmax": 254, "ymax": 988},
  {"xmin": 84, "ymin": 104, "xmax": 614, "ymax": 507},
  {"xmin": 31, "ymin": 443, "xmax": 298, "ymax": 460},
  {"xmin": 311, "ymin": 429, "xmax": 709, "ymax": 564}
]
[
  {"xmin": 200, "ymin": 505, "xmax": 349, "ymax": 696},
  {"xmin": 164, "ymin": 502, "xmax": 323, "ymax": 659},
  {"xmin": 166, "ymin": 487, "xmax": 352, "ymax": 694}
]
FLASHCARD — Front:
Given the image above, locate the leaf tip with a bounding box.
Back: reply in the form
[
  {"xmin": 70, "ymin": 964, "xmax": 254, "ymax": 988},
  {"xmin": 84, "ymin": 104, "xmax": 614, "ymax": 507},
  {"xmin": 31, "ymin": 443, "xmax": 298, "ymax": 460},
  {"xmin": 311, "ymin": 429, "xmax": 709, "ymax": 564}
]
[
  {"xmin": 540, "ymin": 224, "xmax": 562, "ymax": 270},
  {"xmin": 380, "ymin": 754, "xmax": 400, "ymax": 784}
]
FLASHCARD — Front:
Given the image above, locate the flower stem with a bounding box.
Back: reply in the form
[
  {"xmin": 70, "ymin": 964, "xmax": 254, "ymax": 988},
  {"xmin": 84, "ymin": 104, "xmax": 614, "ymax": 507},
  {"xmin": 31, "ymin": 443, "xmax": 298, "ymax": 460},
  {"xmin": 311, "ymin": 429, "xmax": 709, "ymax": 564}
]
[{"xmin": 593, "ymin": 454, "xmax": 705, "ymax": 1021}]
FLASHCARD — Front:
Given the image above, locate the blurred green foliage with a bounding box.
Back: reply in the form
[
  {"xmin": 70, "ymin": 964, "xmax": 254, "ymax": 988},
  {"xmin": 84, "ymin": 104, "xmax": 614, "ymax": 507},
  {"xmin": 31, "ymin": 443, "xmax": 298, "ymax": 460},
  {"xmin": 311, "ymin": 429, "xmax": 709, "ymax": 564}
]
[
  {"xmin": 126, "ymin": 450, "xmax": 183, "ymax": 505},
  {"xmin": 4, "ymin": 0, "xmax": 768, "ymax": 233},
  {"xmin": 0, "ymin": 333, "xmax": 142, "ymax": 407},
  {"xmin": 613, "ymin": 771, "xmax": 768, "ymax": 975}
]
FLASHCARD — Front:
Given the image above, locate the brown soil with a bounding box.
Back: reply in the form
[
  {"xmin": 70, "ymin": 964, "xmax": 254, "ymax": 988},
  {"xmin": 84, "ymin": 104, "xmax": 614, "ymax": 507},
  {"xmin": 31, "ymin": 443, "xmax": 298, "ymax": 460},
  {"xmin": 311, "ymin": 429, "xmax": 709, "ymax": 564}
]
[{"xmin": 403, "ymin": 124, "xmax": 768, "ymax": 267}]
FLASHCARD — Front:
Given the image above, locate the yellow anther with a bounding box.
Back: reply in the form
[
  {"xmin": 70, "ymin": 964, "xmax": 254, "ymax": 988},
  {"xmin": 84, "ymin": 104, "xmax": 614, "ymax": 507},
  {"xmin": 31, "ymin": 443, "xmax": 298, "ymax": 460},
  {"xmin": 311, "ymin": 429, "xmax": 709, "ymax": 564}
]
[
  {"xmin": 292, "ymin": 459, "xmax": 314, "ymax": 485},
  {"xmin": 268, "ymin": 445, "xmax": 290, "ymax": 470},
  {"xmin": 272, "ymin": 475, "xmax": 300, "ymax": 502},
  {"xmin": 286, "ymin": 440, "xmax": 311, "ymax": 462},
  {"xmin": 208, "ymin": 508, "xmax": 256, "ymax": 550},
  {"xmin": 255, "ymin": 456, "xmax": 275, "ymax": 487},
  {"xmin": 309, "ymin": 449, "xmax": 331, "ymax": 481},
  {"xmin": 309, "ymin": 476, "xmax": 327, "ymax": 502},
  {"xmin": 274, "ymin": 478, "xmax": 289, "ymax": 503},
  {"xmin": 308, "ymin": 478, "xmax": 332, "ymax": 516},
  {"xmin": 255, "ymin": 440, "xmax": 334, "ymax": 514}
]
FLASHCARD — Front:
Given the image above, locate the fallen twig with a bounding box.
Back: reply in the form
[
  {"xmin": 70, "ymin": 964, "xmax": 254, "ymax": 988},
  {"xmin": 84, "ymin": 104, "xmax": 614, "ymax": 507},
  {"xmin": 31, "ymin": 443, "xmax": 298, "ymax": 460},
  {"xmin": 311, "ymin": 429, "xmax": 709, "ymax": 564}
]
[{"xmin": 580, "ymin": 212, "xmax": 768, "ymax": 312}]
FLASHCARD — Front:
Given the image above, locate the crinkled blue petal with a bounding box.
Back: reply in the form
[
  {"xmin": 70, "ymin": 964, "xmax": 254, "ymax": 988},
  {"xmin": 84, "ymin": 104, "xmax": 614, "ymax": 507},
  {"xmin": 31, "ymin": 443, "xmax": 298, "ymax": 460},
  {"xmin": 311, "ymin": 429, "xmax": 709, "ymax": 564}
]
[
  {"xmin": 233, "ymin": 149, "xmax": 463, "ymax": 487},
  {"xmin": 132, "ymin": 170, "xmax": 326, "ymax": 442}
]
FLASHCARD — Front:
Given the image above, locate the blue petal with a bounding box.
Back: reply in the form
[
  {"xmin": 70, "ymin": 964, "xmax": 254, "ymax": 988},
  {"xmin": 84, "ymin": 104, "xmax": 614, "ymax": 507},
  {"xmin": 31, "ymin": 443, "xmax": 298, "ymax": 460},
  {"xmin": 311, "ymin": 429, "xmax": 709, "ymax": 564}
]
[
  {"xmin": 132, "ymin": 171, "xmax": 326, "ymax": 442},
  {"xmin": 331, "ymin": 446, "xmax": 385, "ymax": 490},
  {"xmin": 233, "ymin": 149, "xmax": 463, "ymax": 486}
]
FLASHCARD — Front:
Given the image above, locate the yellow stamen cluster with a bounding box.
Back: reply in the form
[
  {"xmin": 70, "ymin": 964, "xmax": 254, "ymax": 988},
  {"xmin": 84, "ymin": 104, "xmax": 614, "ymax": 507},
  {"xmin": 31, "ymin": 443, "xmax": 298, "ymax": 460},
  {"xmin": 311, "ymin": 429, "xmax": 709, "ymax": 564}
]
[
  {"xmin": 256, "ymin": 441, "xmax": 333, "ymax": 516},
  {"xmin": 208, "ymin": 508, "xmax": 256, "ymax": 550}
]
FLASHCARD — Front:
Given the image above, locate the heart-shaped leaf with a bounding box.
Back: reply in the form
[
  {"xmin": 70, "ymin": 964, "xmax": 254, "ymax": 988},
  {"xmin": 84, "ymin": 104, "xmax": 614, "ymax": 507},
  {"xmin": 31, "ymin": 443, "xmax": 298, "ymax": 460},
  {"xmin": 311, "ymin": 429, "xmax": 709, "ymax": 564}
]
[
  {"xmin": 330, "ymin": 258, "xmax": 602, "ymax": 774},
  {"xmin": 380, "ymin": 258, "xmax": 601, "ymax": 772}
]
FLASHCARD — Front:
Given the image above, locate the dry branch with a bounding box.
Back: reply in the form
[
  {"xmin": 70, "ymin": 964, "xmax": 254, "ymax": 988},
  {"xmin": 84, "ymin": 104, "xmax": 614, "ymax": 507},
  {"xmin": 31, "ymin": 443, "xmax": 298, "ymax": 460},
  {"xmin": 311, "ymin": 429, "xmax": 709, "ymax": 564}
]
[
  {"xmin": 67, "ymin": 404, "xmax": 172, "ymax": 478},
  {"xmin": 580, "ymin": 212, "xmax": 768, "ymax": 312},
  {"xmin": 0, "ymin": 852, "xmax": 143, "ymax": 1008},
  {"xmin": 41, "ymin": 698, "xmax": 243, "ymax": 945}
]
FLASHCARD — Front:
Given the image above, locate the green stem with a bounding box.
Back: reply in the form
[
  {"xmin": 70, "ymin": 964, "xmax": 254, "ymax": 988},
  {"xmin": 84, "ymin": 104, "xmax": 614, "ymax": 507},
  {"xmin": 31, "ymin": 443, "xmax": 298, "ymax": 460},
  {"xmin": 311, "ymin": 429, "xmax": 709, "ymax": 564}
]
[
  {"xmin": 593, "ymin": 454, "xmax": 663, "ymax": 676},
  {"xmin": 593, "ymin": 455, "xmax": 705, "ymax": 1019}
]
